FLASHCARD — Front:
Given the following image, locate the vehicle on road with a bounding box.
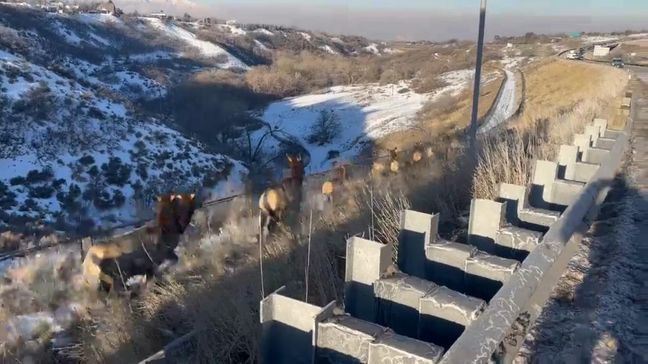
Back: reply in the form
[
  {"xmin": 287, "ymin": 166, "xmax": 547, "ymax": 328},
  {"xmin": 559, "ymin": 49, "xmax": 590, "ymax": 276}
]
[
  {"xmin": 566, "ymin": 49, "xmax": 584, "ymax": 60},
  {"xmin": 612, "ymin": 58, "xmax": 625, "ymax": 68}
]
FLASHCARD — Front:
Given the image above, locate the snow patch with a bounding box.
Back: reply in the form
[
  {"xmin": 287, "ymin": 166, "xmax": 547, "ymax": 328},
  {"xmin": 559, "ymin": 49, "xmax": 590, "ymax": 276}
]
[
  {"xmin": 319, "ymin": 45, "xmax": 338, "ymax": 55},
  {"xmin": 142, "ymin": 17, "xmax": 248, "ymax": 69}
]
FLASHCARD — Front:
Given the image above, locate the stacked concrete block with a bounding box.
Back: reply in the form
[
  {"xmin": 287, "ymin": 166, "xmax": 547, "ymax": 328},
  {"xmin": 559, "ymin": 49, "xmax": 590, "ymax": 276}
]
[
  {"xmin": 581, "ymin": 125, "xmax": 611, "ymax": 164},
  {"xmin": 317, "ymin": 315, "xmax": 386, "ymax": 363},
  {"xmin": 399, "ymin": 210, "xmax": 438, "ymax": 278},
  {"xmin": 368, "ymin": 331, "xmax": 444, "ymax": 364},
  {"xmin": 498, "ymin": 183, "xmax": 560, "ymax": 230},
  {"xmin": 465, "ymin": 253, "xmax": 519, "ymax": 301},
  {"xmin": 373, "ymin": 273, "xmax": 438, "ymax": 338},
  {"xmin": 425, "ymin": 241, "xmax": 476, "ymax": 292},
  {"xmin": 592, "ymin": 119, "xmax": 617, "ymax": 149},
  {"xmin": 468, "ymin": 199, "xmax": 543, "ymax": 259},
  {"xmin": 418, "ymin": 286, "xmax": 486, "ymax": 349},
  {"xmin": 317, "ymin": 315, "xmax": 445, "ymax": 364},
  {"xmin": 260, "ymin": 287, "xmax": 336, "ymax": 363},
  {"xmin": 345, "ymin": 237, "xmax": 393, "ymax": 321},
  {"xmin": 557, "ymin": 145, "xmax": 599, "ymax": 183},
  {"xmin": 530, "ymin": 160, "xmax": 585, "ymax": 210}
]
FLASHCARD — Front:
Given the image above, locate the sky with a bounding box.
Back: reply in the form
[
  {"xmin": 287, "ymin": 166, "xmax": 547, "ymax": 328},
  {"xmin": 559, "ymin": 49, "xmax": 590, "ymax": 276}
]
[{"xmin": 119, "ymin": 0, "xmax": 648, "ymax": 41}]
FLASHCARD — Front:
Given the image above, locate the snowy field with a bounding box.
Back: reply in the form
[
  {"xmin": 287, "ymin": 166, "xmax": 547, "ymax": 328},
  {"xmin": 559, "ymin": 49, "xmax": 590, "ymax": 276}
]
[{"xmin": 252, "ymin": 70, "xmax": 476, "ymax": 174}]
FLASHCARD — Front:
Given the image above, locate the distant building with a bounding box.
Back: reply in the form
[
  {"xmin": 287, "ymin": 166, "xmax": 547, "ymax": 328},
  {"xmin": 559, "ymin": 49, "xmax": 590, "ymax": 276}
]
[
  {"xmin": 593, "ymin": 44, "xmax": 617, "ymax": 57},
  {"xmin": 149, "ymin": 10, "xmax": 173, "ymax": 20}
]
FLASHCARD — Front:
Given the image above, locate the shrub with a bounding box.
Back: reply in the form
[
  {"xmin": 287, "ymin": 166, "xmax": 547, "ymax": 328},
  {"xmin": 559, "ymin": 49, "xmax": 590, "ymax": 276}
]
[
  {"xmin": 57, "ymin": 184, "xmax": 82, "ymax": 213},
  {"xmin": 25, "ymin": 168, "xmax": 54, "ymax": 184},
  {"xmin": 307, "ymin": 110, "xmax": 341, "ymax": 145},
  {"xmin": 92, "ymin": 188, "xmax": 126, "ymax": 210},
  {"xmin": 78, "ymin": 155, "xmax": 95, "ymax": 166},
  {"xmin": 101, "ymin": 157, "xmax": 132, "ymax": 186},
  {"xmin": 9, "ymin": 176, "xmax": 25, "ymax": 186},
  {"xmin": 87, "ymin": 106, "xmax": 105, "ymax": 120},
  {"xmin": 28, "ymin": 185, "xmax": 55, "ymax": 199},
  {"xmin": 0, "ymin": 181, "xmax": 17, "ymax": 208}
]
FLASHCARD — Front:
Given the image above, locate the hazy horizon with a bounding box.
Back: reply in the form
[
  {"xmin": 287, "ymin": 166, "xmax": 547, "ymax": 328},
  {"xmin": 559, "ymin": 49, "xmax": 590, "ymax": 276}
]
[{"xmin": 114, "ymin": 0, "xmax": 648, "ymax": 41}]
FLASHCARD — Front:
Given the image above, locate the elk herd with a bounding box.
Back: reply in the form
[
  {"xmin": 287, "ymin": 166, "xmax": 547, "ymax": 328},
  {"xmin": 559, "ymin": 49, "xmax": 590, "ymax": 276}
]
[{"xmin": 82, "ymin": 142, "xmax": 436, "ymax": 294}]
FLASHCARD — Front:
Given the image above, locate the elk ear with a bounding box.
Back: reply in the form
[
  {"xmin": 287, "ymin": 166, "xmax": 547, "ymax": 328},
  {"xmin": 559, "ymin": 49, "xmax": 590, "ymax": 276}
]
[
  {"xmin": 190, "ymin": 193, "xmax": 195, "ymax": 200},
  {"xmin": 157, "ymin": 196, "xmax": 162, "ymax": 202},
  {"xmin": 170, "ymin": 195, "xmax": 176, "ymax": 201},
  {"xmin": 296, "ymin": 154, "xmax": 302, "ymax": 162},
  {"xmin": 175, "ymin": 194, "xmax": 183, "ymax": 200},
  {"xmin": 286, "ymin": 153, "xmax": 291, "ymax": 162}
]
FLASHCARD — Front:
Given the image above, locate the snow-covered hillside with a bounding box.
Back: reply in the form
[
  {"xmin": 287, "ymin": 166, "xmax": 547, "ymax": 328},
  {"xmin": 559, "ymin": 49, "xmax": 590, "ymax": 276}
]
[
  {"xmin": 142, "ymin": 17, "xmax": 248, "ymax": 69},
  {"xmin": 252, "ymin": 70, "xmax": 475, "ymax": 173},
  {"xmin": 0, "ymin": 6, "xmax": 249, "ymax": 233}
]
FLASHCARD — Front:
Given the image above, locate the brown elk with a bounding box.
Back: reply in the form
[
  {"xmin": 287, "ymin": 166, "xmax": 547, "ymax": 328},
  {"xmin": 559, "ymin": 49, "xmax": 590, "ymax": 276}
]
[
  {"xmin": 411, "ymin": 142, "xmax": 424, "ymax": 164},
  {"xmin": 372, "ymin": 147, "xmax": 399, "ymax": 177},
  {"xmin": 82, "ymin": 192, "xmax": 197, "ymax": 292},
  {"xmin": 322, "ymin": 161, "xmax": 350, "ymax": 203},
  {"xmin": 259, "ymin": 154, "xmax": 305, "ymax": 232}
]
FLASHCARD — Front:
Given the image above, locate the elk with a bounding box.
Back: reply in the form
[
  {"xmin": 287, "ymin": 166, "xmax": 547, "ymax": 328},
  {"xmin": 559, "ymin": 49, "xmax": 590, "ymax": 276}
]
[
  {"xmin": 411, "ymin": 142, "xmax": 424, "ymax": 164},
  {"xmin": 322, "ymin": 161, "xmax": 350, "ymax": 203},
  {"xmin": 372, "ymin": 147, "xmax": 399, "ymax": 177},
  {"xmin": 82, "ymin": 193, "xmax": 197, "ymax": 292},
  {"xmin": 259, "ymin": 154, "xmax": 305, "ymax": 232}
]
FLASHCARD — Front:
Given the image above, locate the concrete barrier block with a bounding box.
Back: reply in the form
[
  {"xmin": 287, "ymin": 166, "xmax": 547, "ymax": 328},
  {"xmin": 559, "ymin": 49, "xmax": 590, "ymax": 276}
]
[
  {"xmin": 531, "ymin": 160, "xmax": 558, "ymax": 209},
  {"xmin": 368, "ymin": 331, "xmax": 443, "ymax": 364},
  {"xmin": 317, "ymin": 315, "xmax": 386, "ymax": 363},
  {"xmin": 425, "ymin": 242, "xmax": 476, "ymax": 291},
  {"xmin": 399, "ymin": 210, "xmax": 439, "ymax": 278},
  {"xmin": 573, "ymin": 134, "xmax": 591, "ymax": 153},
  {"xmin": 604, "ymin": 129, "xmax": 622, "ymax": 139},
  {"xmin": 374, "ymin": 273, "xmax": 438, "ymax": 338},
  {"xmin": 467, "ymin": 199, "xmax": 506, "ymax": 253},
  {"xmin": 584, "ymin": 125, "xmax": 601, "ymax": 146},
  {"xmin": 582, "ymin": 147, "xmax": 609, "ymax": 164},
  {"xmin": 557, "ymin": 145, "xmax": 599, "ymax": 183},
  {"xmin": 345, "ymin": 237, "xmax": 393, "ymax": 321},
  {"xmin": 595, "ymin": 137, "xmax": 616, "ymax": 150},
  {"xmin": 531, "ymin": 160, "xmax": 585, "ymax": 209},
  {"xmin": 465, "ymin": 253, "xmax": 519, "ymax": 301},
  {"xmin": 551, "ymin": 180, "xmax": 585, "ymax": 207},
  {"xmin": 498, "ymin": 183, "xmax": 559, "ymax": 229},
  {"xmin": 496, "ymin": 226, "xmax": 542, "ymax": 259},
  {"xmin": 261, "ymin": 287, "xmax": 335, "ymax": 364},
  {"xmin": 593, "ymin": 118, "xmax": 608, "ymax": 135},
  {"xmin": 419, "ymin": 286, "xmax": 486, "ymax": 349}
]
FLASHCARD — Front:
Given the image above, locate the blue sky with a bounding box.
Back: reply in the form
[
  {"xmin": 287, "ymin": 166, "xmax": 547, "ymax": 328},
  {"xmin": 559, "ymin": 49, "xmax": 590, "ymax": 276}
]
[{"xmin": 123, "ymin": 0, "xmax": 648, "ymax": 40}]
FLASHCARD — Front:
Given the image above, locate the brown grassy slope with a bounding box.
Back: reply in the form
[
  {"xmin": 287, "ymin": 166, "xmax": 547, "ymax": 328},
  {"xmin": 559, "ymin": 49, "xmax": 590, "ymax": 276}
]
[
  {"xmin": 518, "ymin": 59, "xmax": 627, "ymax": 129},
  {"xmin": 378, "ymin": 67, "xmax": 505, "ymax": 151},
  {"xmin": 473, "ymin": 59, "xmax": 629, "ymax": 200}
]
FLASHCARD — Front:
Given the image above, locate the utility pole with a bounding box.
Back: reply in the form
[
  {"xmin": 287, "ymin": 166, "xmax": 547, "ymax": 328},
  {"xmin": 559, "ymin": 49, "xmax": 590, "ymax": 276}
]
[{"xmin": 469, "ymin": 0, "xmax": 487, "ymax": 164}]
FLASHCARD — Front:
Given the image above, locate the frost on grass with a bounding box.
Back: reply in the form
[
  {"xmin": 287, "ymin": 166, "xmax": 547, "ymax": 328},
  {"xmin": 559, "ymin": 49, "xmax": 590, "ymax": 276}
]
[{"xmin": 516, "ymin": 175, "xmax": 641, "ymax": 363}]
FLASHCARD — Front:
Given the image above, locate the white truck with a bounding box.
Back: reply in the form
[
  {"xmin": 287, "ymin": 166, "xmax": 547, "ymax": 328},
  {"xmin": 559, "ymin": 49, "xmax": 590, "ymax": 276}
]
[{"xmin": 565, "ymin": 50, "xmax": 582, "ymax": 60}]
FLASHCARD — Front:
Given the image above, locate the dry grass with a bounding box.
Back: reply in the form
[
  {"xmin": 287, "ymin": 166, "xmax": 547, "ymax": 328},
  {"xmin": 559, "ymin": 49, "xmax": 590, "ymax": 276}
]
[
  {"xmin": 518, "ymin": 59, "xmax": 627, "ymax": 128},
  {"xmin": 473, "ymin": 59, "xmax": 628, "ymax": 200}
]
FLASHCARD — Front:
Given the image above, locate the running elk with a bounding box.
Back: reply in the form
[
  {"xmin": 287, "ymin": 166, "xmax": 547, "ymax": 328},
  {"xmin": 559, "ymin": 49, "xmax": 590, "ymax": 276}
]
[
  {"xmin": 322, "ymin": 161, "xmax": 350, "ymax": 203},
  {"xmin": 259, "ymin": 154, "xmax": 305, "ymax": 232}
]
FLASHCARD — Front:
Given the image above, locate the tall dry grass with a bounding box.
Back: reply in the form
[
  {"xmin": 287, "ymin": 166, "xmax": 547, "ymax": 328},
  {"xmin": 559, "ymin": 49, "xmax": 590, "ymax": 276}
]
[{"xmin": 473, "ymin": 59, "xmax": 628, "ymax": 200}]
